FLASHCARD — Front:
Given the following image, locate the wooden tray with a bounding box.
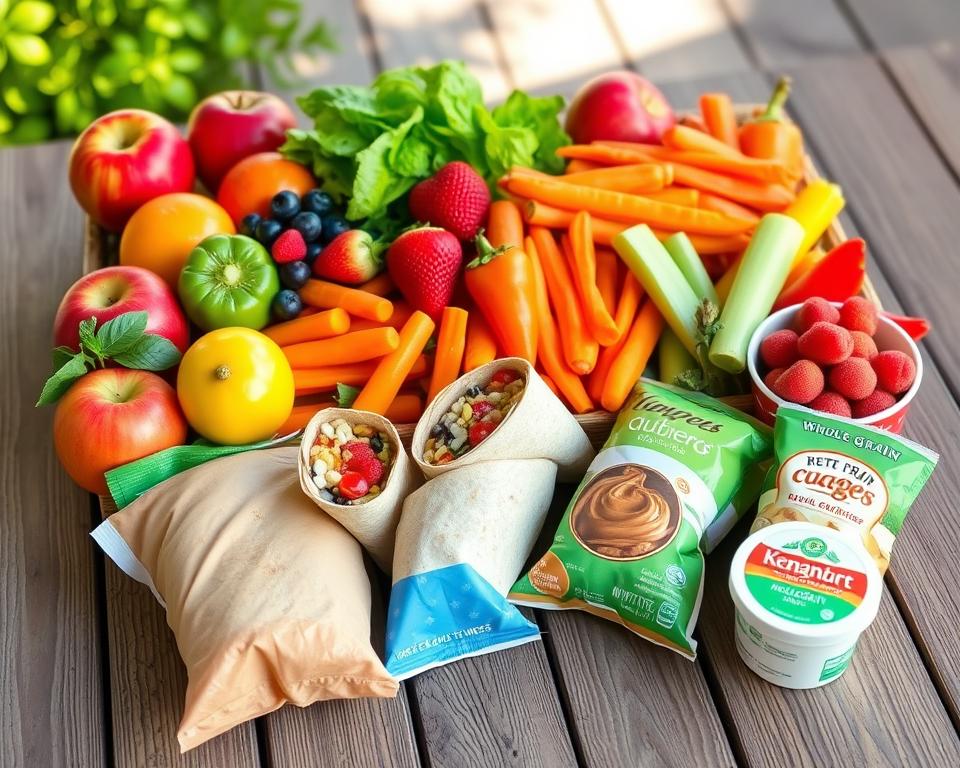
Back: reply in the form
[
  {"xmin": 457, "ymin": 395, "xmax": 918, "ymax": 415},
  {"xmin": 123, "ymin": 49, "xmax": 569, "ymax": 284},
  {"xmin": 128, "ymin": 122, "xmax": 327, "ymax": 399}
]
[{"xmin": 81, "ymin": 107, "xmax": 880, "ymax": 452}]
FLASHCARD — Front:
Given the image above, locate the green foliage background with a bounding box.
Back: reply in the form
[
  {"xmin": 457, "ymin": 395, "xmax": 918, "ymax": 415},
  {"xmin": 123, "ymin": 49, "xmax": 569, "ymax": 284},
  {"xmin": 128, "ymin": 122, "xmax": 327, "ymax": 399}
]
[{"xmin": 0, "ymin": 0, "xmax": 334, "ymax": 145}]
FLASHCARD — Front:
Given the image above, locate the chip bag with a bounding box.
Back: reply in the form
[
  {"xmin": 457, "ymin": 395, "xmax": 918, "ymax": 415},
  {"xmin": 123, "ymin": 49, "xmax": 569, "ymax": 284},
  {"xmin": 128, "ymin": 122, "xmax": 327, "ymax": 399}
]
[
  {"xmin": 752, "ymin": 405, "xmax": 938, "ymax": 574},
  {"xmin": 510, "ymin": 379, "xmax": 772, "ymax": 659}
]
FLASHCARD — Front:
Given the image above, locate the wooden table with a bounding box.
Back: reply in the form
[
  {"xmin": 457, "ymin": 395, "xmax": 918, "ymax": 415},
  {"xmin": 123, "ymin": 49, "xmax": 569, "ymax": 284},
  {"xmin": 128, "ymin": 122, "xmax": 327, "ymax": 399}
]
[{"xmin": 5, "ymin": 1, "xmax": 960, "ymax": 766}]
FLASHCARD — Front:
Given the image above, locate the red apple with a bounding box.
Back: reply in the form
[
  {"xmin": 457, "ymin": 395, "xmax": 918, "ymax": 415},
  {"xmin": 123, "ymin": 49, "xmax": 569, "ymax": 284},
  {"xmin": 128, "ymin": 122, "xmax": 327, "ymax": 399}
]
[
  {"xmin": 54, "ymin": 265, "xmax": 190, "ymax": 353},
  {"xmin": 565, "ymin": 71, "xmax": 675, "ymax": 145},
  {"xmin": 53, "ymin": 369, "xmax": 188, "ymax": 494},
  {"xmin": 69, "ymin": 109, "xmax": 195, "ymax": 232},
  {"xmin": 187, "ymin": 91, "xmax": 297, "ymax": 193}
]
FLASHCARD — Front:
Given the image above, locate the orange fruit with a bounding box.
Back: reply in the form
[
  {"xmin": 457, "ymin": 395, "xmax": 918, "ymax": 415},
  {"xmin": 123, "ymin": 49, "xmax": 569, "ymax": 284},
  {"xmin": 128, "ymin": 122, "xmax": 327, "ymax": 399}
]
[
  {"xmin": 119, "ymin": 193, "xmax": 235, "ymax": 287},
  {"xmin": 216, "ymin": 152, "xmax": 315, "ymax": 226}
]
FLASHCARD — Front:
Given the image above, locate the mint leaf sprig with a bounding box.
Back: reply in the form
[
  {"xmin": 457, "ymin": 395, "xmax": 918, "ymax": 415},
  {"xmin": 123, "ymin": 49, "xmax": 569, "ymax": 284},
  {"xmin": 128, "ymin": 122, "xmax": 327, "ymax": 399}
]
[{"xmin": 36, "ymin": 311, "xmax": 182, "ymax": 406}]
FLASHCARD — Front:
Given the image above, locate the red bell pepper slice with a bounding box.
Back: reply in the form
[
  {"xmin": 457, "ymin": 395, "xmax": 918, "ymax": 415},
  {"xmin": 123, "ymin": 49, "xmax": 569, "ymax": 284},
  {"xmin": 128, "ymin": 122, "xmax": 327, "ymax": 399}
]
[
  {"xmin": 881, "ymin": 311, "xmax": 930, "ymax": 341},
  {"xmin": 773, "ymin": 238, "xmax": 866, "ymax": 311}
]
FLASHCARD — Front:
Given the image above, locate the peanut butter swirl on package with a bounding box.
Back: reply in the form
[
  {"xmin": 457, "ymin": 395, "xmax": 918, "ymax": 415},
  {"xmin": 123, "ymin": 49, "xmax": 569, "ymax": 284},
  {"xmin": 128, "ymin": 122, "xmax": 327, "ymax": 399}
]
[{"xmin": 510, "ymin": 379, "xmax": 773, "ymax": 659}]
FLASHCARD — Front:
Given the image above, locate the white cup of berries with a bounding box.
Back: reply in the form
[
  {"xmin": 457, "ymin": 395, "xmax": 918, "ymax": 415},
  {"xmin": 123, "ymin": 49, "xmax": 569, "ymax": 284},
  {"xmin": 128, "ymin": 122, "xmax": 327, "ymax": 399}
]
[{"xmin": 747, "ymin": 296, "xmax": 922, "ymax": 433}]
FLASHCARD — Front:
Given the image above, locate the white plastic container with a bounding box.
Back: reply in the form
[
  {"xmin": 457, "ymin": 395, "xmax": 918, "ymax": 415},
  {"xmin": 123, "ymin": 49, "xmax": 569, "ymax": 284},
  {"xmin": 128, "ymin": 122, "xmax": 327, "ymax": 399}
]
[{"xmin": 729, "ymin": 521, "xmax": 882, "ymax": 689}]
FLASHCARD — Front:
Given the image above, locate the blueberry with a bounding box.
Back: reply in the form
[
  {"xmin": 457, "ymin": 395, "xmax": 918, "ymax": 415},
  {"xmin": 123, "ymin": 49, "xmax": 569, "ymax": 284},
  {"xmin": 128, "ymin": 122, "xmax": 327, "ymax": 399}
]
[
  {"xmin": 272, "ymin": 289, "xmax": 303, "ymax": 321},
  {"xmin": 466, "ymin": 385, "xmax": 482, "ymax": 397},
  {"xmin": 240, "ymin": 213, "xmax": 262, "ymax": 238},
  {"xmin": 370, "ymin": 435, "xmax": 384, "ymax": 453},
  {"xmin": 290, "ymin": 211, "xmax": 322, "ymax": 242},
  {"xmin": 271, "ymin": 190, "xmax": 301, "ymax": 222},
  {"xmin": 301, "ymin": 189, "xmax": 334, "ymax": 216},
  {"xmin": 304, "ymin": 242, "xmax": 323, "ymax": 267},
  {"xmin": 320, "ymin": 213, "xmax": 350, "ymax": 244},
  {"xmin": 256, "ymin": 218, "xmax": 283, "ymax": 247},
  {"xmin": 429, "ymin": 423, "xmax": 445, "ymax": 439},
  {"xmin": 280, "ymin": 260, "xmax": 311, "ymax": 290}
]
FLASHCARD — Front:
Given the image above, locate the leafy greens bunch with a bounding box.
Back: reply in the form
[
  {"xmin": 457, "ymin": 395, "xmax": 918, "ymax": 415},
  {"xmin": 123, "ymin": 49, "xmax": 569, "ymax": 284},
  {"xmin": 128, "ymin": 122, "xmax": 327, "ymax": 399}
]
[{"xmin": 281, "ymin": 61, "xmax": 570, "ymax": 232}]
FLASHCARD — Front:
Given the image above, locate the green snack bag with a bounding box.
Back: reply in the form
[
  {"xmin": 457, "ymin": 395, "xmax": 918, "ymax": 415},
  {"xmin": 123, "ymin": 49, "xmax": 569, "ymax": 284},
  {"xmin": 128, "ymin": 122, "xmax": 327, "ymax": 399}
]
[
  {"xmin": 509, "ymin": 379, "xmax": 772, "ymax": 659},
  {"xmin": 752, "ymin": 405, "xmax": 938, "ymax": 575}
]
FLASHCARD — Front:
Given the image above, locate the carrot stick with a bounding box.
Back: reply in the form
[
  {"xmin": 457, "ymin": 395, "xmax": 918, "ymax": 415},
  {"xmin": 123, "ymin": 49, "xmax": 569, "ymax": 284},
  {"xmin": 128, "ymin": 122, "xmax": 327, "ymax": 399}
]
[
  {"xmin": 663, "ymin": 124, "xmax": 744, "ymax": 158},
  {"xmin": 486, "ymin": 198, "xmax": 525, "ymax": 246},
  {"xmin": 358, "ymin": 272, "xmax": 395, "ymax": 297},
  {"xmin": 565, "ymin": 214, "xmax": 620, "ymax": 345},
  {"xmin": 463, "ymin": 312, "xmax": 498, "ymax": 371},
  {"xmin": 300, "ymin": 279, "xmax": 394, "ymax": 322},
  {"xmin": 588, "ymin": 272, "xmax": 644, "ymax": 402},
  {"xmin": 600, "ymin": 299, "xmax": 664, "ymax": 412},
  {"xmin": 539, "ymin": 373, "xmax": 561, "ymax": 399},
  {"xmin": 281, "ymin": 327, "xmax": 400, "ymax": 368},
  {"xmin": 525, "ymin": 234, "xmax": 594, "ymax": 413},
  {"xmin": 595, "ymin": 248, "xmax": 619, "ymax": 316},
  {"xmin": 348, "ymin": 301, "xmax": 414, "ymax": 332},
  {"xmin": 564, "ymin": 158, "xmax": 600, "ymax": 174},
  {"xmin": 645, "ymin": 187, "xmax": 699, "ymax": 206},
  {"xmin": 503, "ymin": 172, "xmax": 755, "ymax": 234},
  {"xmin": 384, "ymin": 393, "xmax": 424, "ymax": 423},
  {"xmin": 293, "ymin": 356, "xmax": 429, "ymax": 395},
  {"xmin": 427, "ymin": 306, "xmax": 469, "ymax": 403},
  {"xmin": 699, "ymin": 93, "xmax": 739, "ymax": 148},
  {"xmin": 262, "ymin": 308, "xmax": 350, "ymax": 346},
  {"xmin": 275, "ymin": 403, "xmax": 333, "ymax": 434},
  {"xmin": 352, "ymin": 311, "xmax": 436, "ymax": 414},
  {"xmin": 561, "ymin": 163, "xmax": 670, "ymax": 193},
  {"xmin": 531, "ymin": 226, "xmax": 598, "ymax": 374},
  {"xmin": 697, "ymin": 192, "xmax": 760, "ymax": 223}
]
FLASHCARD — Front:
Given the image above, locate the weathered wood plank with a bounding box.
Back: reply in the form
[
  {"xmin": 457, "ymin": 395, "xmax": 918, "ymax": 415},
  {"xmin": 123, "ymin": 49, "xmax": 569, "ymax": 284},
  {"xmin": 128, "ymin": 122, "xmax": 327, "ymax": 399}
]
[
  {"xmin": 843, "ymin": 0, "xmax": 960, "ymax": 48},
  {"xmin": 601, "ymin": 0, "xmax": 750, "ymax": 81},
  {"xmin": 484, "ymin": 0, "xmax": 625, "ymax": 97},
  {"xmin": 659, "ymin": 71, "xmax": 960, "ymax": 766},
  {"xmin": 359, "ymin": 0, "xmax": 512, "ymax": 102},
  {"xmin": 0, "ymin": 141, "xmax": 106, "ymax": 768},
  {"xmin": 723, "ymin": 0, "xmax": 863, "ymax": 67}
]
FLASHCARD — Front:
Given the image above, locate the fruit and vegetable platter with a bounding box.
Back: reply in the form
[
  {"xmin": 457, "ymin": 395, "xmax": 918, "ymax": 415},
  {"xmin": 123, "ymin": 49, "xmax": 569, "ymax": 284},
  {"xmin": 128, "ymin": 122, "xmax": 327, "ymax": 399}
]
[{"xmin": 46, "ymin": 62, "xmax": 942, "ymax": 751}]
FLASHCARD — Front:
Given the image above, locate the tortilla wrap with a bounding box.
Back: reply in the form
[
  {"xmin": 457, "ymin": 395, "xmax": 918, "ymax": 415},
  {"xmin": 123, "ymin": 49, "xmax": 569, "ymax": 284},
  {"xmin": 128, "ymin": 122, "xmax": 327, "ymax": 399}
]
[
  {"xmin": 299, "ymin": 408, "xmax": 419, "ymax": 572},
  {"xmin": 411, "ymin": 357, "xmax": 594, "ymax": 482}
]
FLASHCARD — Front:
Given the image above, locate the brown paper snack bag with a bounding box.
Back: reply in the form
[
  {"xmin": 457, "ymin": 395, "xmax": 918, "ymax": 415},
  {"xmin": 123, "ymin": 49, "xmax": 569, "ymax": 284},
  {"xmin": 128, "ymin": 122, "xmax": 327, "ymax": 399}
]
[
  {"xmin": 299, "ymin": 408, "xmax": 419, "ymax": 572},
  {"xmin": 91, "ymin": 447, "xmax": 398, "ymax": 752}
]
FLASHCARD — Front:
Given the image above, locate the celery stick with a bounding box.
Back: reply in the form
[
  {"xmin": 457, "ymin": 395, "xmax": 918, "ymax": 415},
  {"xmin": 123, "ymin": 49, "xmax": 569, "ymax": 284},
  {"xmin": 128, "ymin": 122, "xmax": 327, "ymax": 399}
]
[
  {"xmin": 658, "ymin": 327, "xmax": 697, "ymax": 385},
  {"xmin": 613, "ymin": 224, "xmax": 701, "ymax": 356},
  {"xmin": 708, "ymin": 214, "xmax": 804, "ymax": 373},
  {"xmin": 664, "ymin": 232, "xmax": 719, "ymax": 305}
]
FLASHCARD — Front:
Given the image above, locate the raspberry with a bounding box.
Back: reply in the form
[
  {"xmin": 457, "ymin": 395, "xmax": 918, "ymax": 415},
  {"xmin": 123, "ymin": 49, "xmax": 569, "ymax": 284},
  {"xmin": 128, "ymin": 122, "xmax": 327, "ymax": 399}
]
[
  {"xmin": 338, "ymin": 470, "xmax": 369, "ymax": 500},
  {"xmin": 760, "ymin": 329, "xmax": 799, "ymax": 369},
  {"xmin": 871, "ymin": 350, "xmax": 916, "ymax": 395},
  {"xmin": 795, "ymin": 297, "xmax": 840, "ymax": 333},
  {"xmin": 468, "ymin": 421, "xmax": 497, "ymax": 446},
  {"xmin": 850, "ymin": 330, "xmax": 878, "ymax": 360},
  {"xmin": 470, "ymin": 400, "xmax": 494, "ymax": 419},
  {"xmin": 763, "ymin": 367, "xmax": 785, "ymax": 391},
  {"xmin": 838, "ymin": 296, "xmax": 878, "ymax": 335},
  {"xmin": 809, "ymin": 390, "xmax": 852, "ymax": 418},
  {"xmin": 271, "ymin": 229, "xmax": 307, "ymax": 263},
  {"xmin": 341, "ymin": 441, "xmax": 384, "ymax": 485},
  {"xmin": 797, "ymin": 322, "xmax": 853, "ymax": 365},
  {"xmin": 771, "ymin": 360, "xmax": 824, "ymax": 404},
  {"xmin": 851, "ymin": 389, "xmax": 896, "ymax": 419},
  {"xmin": 828, "ymin": 357, "xmax": 877, "ymax": 401}
]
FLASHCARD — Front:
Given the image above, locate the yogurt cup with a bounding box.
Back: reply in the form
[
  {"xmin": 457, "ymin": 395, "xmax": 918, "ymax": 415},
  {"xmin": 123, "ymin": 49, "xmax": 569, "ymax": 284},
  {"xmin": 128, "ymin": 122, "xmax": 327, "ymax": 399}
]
[{"xmin": 729, "ymin": 521, "xmax": 882, "ymax": 689}]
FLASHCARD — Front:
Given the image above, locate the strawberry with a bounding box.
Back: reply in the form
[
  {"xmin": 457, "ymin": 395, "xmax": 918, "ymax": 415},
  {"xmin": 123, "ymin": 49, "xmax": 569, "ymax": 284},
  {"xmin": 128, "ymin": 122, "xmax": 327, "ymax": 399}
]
[
  {"xmin": 771, "ymin": 360, "xmax": 824, "ymax": 404},
  {"xmin": 313, "ymin": 230, "xmax": 384, "ymax": 284},
  {"xmin": 764, "ymin": 367, "xmax": 785, "ymax": 391},
  {"xmin": 797, "ymin": 322, "xmax": 853, "ymax": 365},
  {"xmin": 468, "ymin": 420, "xmax": 497, "ymax": 446},
  {"xmin": 795, "ymin": 297, "xmax": 840, "ymax": 333},
  {"xmin": 338, "ymin": 470, "xmax": 369, "ymax": 500},
  {"xmin": 470, "ymin": 400, "xmax": 494, "ymax": 420},
  {"xmin": 387, "ymin": 226, "xmax": 463, "ymax": 320},
  {"xmin": 871, "ymin": 350, "xmax": 916, "ymax": 394},
  {"xmin": 828, "ymin": 357, "xmax": 877, "ymax": 401},
  {"xmin": 838, "ymin": 295, "xmax": 878, "ymax": 335},
  {"xmin": 341, "ymin": 441, "xmax": 384, "ymax": 485},
  {"xmin": 851, "ymin": 389, "xmax": 896, "ymax": 419},
  {"xmin": 408, "ymin": 161, "xmax": 491, "ymax": 240},
  {"xmin": 760, "ymin": 329, "xmax": 799, "ymax": 369},
  {"xmin": 272, "ymin": 229, "xmax": 306, "ymax": 264},
  {"xmin": 809, "ymin": 391, "xmax": 852, "ymax": 418},
  {"xmin": 849, "ymin": 330, "xmax": 878, "ymax": 360}
]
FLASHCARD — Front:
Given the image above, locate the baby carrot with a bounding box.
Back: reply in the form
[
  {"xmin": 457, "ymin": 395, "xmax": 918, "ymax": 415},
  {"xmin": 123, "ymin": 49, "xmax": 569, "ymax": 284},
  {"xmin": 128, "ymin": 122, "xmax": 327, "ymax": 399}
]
[
  {"xmin": 663, "ymin": 124, "xmax": 744, "ymax": 159},
  {"xmin": 561, "ymin": 163, "xmax": 670, "ymax": 193},
  {"xmin": 281, "ymin": 327, "xmax": 400, "ymax": 368},
  {"xmin": 531, "ymin": 226, "xmax": 598, "ymax": 374},
  {"xmin": 587, "ymin": 272, "xmax": 644, "ymax": 402},
  {"xmin": 463, "ymin": 313, "xmax": 498, "ymax": 371},
  {"xmin": 539, "ymin": 373, "xmax": 561, "ymax": 400},
  {"xmin": 595, "ymin": 248, "xmax": 619, "ymax": 316},
  {"xmin": 349, "ymin": 301, "xmax": 414, "ymax": 332},
  {"xmin": 699, "ymin": 93, "xmax": 739, "ymax": 148},
  {"xmin": 352, "ymin": 311, "xmax": 436, "ymax": 415},
  {"xmin": 565, "ymin": 213, "xmax": 620, "ymax": 345},
  {"xmin": 697, "ymin": 192, "xmax": 760, "ymax": 223},
  {"xmin": 645, "ymin": 187, "xmax": 699, "ymax": 206},
  {"xmin": 565, "ymin": 158, "xmax": 600, "ymax": 173},
  {"xmin": 358, "ymin": 272, "xmax": 395, "ymax": 297},
  {"xmin": 262, "ymin": 308, "xmax": 350, "ymax": 346},
  {"xmin": 526, "ymin": 234, "xmax": 593, "ymax": 413},
  {"xmin": 300, "ymin": 279, "xmax": 394, "ymax": 322},
  {"xmin": 503, "ymin": 172, "xmax": 755, "ymax": 235},
  {"xmin": 293, "ymin": 356, "xmax": 428, "ymax": 395},
  {"xmin": 600, "ymin": 299, "xmax": 664, "ymax": 412},
  {"xmin": 384, "ymin": 393, "xmax": 424, "ymax": 423},
  {"xmin": 427, "ymin": 306, "xmax": 469, "ymax": 403}
]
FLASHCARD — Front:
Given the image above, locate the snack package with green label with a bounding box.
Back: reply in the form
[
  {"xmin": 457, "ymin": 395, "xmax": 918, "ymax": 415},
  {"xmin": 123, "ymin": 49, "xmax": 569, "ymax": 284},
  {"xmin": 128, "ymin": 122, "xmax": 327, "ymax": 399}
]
[
  {"xmin": 752, "ymin": 405, "xmax": 939, "ymax": 575},
  {"xmin": 509, "ymin": 379, "xmax": 773, "ymax": 659}
]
